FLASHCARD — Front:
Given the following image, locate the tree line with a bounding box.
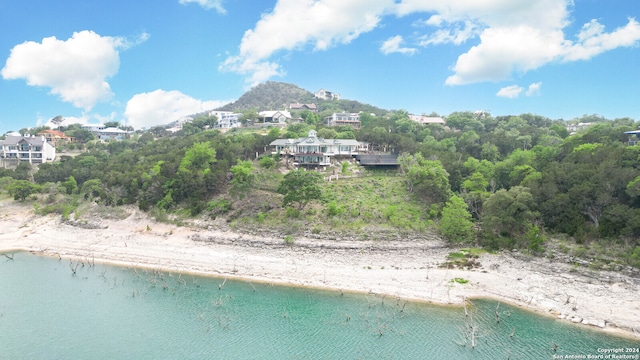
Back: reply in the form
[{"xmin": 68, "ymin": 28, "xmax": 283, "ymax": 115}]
[{"xmin": 1, "ymin": 110, "xmax": 639, "ymax": 263}]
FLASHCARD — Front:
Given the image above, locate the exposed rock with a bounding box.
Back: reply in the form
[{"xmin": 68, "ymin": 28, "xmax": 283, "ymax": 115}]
[{"xmin": 581, "ymin": 318, "xmax": 606, "ymax": 328}]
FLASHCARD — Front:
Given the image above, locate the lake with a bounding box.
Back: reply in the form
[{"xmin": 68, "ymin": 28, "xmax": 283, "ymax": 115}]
[{"xmin": 1, "ymin": 252, "xmax": 638, "ymax": 359}]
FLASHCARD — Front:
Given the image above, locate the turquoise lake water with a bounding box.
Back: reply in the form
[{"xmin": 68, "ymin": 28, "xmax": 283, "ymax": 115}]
[{"xmin": 0, "ymin": 252, "xmax": 638, "ymax": 359}]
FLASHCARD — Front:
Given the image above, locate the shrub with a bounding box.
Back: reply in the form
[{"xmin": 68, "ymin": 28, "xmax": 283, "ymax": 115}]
[
  {"xmin": 286, "ymin": 207, "xmax": 300, "ymax": 219},
  {"xmin": 259, "ymin": 156, "xmax": 276, "ymax": 169},
  {"xmin": 284, "ymin": 235, "xmax": 294, "ymax": 245},
  {"xmin": 326, "ymin": 200, "xmax": 345, "ymax": 217}
]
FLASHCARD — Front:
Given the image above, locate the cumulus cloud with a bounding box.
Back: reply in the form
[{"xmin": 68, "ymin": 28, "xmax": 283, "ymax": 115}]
[
  {"xmin": 496, "ymin": 85, "xmax": 523, "ymax": 99},
  {"xmin": 419, "ymin": 20, "xmax": 479, "ymax": 46},
  {"xmin": 526, "ymin": 82, "xmax": 542, "ymax": 96},
  {"xmin": 179, "ymin": 0, "xmax": 226, "ymax": 14},
  {"xmin": 223, "ymin": 0, "xmax": 640, "ymax": 87},
  {"xmin": 124, "ymin": 89, "xmax": 228, "ymax": 129},
  {"xmin": 497, "ymin": 82, "xmax": 542, "ymax": 98},
  {"xmin": 380, "ymin": 35, "xmax": 417, "ymax": 55},
  {"xmin": 562, "ymin": 18, "xmax": 640, "ymax": 61},
  {"xmin": 1, "ymin": 30, "xmax": 148, "ymax": 110},
  {"xmin": 220, "ymin": 0, "xmax": 393, "ymax": 86}
]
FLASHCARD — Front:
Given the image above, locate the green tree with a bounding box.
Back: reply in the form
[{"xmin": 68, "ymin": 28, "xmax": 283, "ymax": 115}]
[
  {"xmin": 229, "ymin": 160, "xmax": 255, "ymax": 199},
  {"xmin": 7, "ymin": 180, "xmax": 39, "ymax": 201},
  {"xmin": 169, "ymin": 142, "xmax": 217, "ymax": 206},
  {"xmin": 398, "ymin": 153, "xmax": 452, "ymax": 206},
  {"xmin": 81, "ymin": 179, "xmax": 105, "ymax": 201},
  {"xmin": 439, "ymin": 195, "xmax": 475, "ymax": 243},
  {"xmin": 259, "ymin": 156, "xmax": 276, "ymax": 169},
  {"xmin": 482, "ymin": 186, "xmax": 538, "ymax": 245},
  {"xmin": 277, "ymin": 169, "xmax": 323, "ymax": 210},
  {"xmin": 461, "ymin": 171, "xmax": 490, "ymax": 218},
  {"xmin": 62, "ymin": 176, "xmax": 78, "ymax": 195}
]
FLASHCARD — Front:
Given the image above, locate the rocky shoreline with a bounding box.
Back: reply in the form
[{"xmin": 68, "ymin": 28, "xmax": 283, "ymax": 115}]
[{"xmin": 1, "ymin": 201, "xmax": 639, "ymax": 340}]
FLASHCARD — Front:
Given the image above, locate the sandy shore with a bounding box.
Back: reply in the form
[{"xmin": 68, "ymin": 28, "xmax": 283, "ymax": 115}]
[{"xmin": 1, "ymin": 201, "xmax": 639, "ymax": 340}]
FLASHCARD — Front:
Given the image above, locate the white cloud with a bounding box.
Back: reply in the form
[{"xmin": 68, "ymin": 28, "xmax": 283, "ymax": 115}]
[
  {"xmin": 1, "ymin": 30, "xmax": 148, "ymax": 110},
  {"xmin": 220, "ymin": 0, "xmax": 394, "ymax": 86},
  {"xmin": 496, "ymin": 82, "xmax": 542, "ymax": 98},
  {"xmin": 445, "ymin": 25, "xmax": 565, "ymax": 85},
  {"xmin": 124, "ymin": 89, "xmax": 228, "ymax": 129},
  {"xmin": 496, "ymin": 85, "xmax": 523, "ymax": 99},
  {"xmin": 419, "ymin": 20, "xmax": 479, "ymax": 46},
  {"xmin": 380, "ymin": 35, "xmax": 417, "ymax": 55},
  {"xmin": 179, "ymin": 0, "xmax": 226, "ymax": 14},
  {"xmin": 222, "ymin": 0, "xmax": 640, "ymax": 87},
  {"xmin": 562, "ymin": 18, "xmax": 640, "ymax": 61},
  {"xmin": 526, "ymin": 82, "xmax": 542, "ymax": 96}
]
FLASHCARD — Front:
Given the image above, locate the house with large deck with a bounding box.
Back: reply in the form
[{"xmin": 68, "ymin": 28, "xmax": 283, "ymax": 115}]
[
  {"xmin": 325, "ymin": 112, "xmax": 361, "ymax": 129},
  {"xmin": 270, "ymin": 130, "xmax": 359, "ymax": 167},
  {"xmin": 0, "ymin": 134, "xmax": 56, "ymax": 165}
]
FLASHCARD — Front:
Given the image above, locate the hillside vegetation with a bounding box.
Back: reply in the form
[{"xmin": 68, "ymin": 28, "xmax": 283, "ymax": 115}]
[
  {"xmin": 1, "ymin": 86, "xmax": 640, "ymax": 272},
  {"xmin": 217, "ymin": 81, "xmax": 387, "ymax": 116}
]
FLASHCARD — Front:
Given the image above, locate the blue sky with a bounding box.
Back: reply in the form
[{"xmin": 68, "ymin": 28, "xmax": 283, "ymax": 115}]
[{"xmin": 1, "ymin": 0, "xmax": 639, "ymax": 133}]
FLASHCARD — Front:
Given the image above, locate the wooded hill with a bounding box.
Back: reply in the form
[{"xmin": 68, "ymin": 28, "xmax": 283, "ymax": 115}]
[
  {"xmin": 216, "ymin": 81, "xmax": 387, "ymax": 116},
  {"xmin": 1, "ymin": 87, "xmax": 640, "ymax": 271}
]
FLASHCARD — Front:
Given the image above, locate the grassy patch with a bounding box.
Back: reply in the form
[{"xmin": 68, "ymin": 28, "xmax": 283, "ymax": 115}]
[
  {"xmin": 441, "ymin": 248, "xmax": 484, "ymax": 269},
  {"xmin": 451, "ymin": 278, "xmax": 469, "ymax": 284}
]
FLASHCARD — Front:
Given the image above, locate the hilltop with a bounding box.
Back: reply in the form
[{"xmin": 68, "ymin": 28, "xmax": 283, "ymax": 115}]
[{"xmin": 216, "ymin": 81, "xmax": 387, "ymax": 115}]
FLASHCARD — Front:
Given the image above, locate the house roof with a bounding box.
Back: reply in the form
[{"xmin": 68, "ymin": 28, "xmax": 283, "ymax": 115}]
[
  {"xmin": 38, "ymin": 130, "xmax": 67, "ymax": 137},
  {"xmin": 289, "ymin": 103, "xmax": 317, "ymax": 110},
  {"xmin": 100, "ymin": 127, "xmax": 127, "ymax": 134},
  {"xmin": 0, "ymin": 135, "xmax": 47, "ymax": 146},
  {"xmin": 259, "ymin": 110, "xmax": 292, "ymax": 118},
  {"xmin": 270, "ymin": 130, "xmax": 359, "ymax": 147}
]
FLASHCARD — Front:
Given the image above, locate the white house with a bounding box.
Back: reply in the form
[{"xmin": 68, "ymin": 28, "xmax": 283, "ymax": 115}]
[
  {"xmin": 270, "ymin": 130, "xmax": 360, "ymax": 167},
  {"xmin": 99, "ymin": 127, "xmax": 129, "ymax": 140},
  {"xmin": 209, "ymin": 111, "xmax": 241, "ymax": 129},
  {"xmin": 0, "ymin": 134, "xmax": 56, "ymax": 164},
  {"xmin": 324, "ymin": 113, "xmax": 361, "ymax": 129},
  {"xmin": 258, "ymin": 110, "xmax": 292, "ymax": 124},
  {"xmin": 408, "ymin": 115, "xmax": 446, "ymax": 125},
  {"xmin": 82, "ymin": 124, "xmax": 106, "ymax": 134},
  {"xmin": 166, "ymin": 116, "xmax": 194, "ymax": 133},
  {"xmin": 314, "ymin": 89, "xmax": 340, "ymax": 101}
]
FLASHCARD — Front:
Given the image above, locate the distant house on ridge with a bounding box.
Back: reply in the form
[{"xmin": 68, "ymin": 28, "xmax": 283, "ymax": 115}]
[{"xmin": 314, "ymin": 89, "xmax": 340, "ymax": 101}]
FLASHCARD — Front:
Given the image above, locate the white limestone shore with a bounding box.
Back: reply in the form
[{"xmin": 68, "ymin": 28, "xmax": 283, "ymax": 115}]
[{"xmin": 1, "ymin": 200, "xmax": 638, "ymax": 340}]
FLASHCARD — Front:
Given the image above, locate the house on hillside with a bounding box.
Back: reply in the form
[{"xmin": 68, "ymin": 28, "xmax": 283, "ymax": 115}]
[
  {"xmin": 82, "ymin": 124, "xmax": 106, "ymax": 134},
  {"xmin": 288, "ymin": 103, "xmax": 317, "ymax": 112},
  {"xmin": 209, "ymin": 111, "xmax": 242, "ymax": 129},
  {"xmin": 314, "ymin": 89, "xmax": 340, "ymax": 101},
  {"xmin": 325, "ymin": 112, "xmax": 361, "ymax": 129},
  {"xmin": 166, "ymin": 116, "xmax": 193, "ymax": 133},
  {"xmin": 98, "ymin": 127, "xmax": 129, "ymax": 140},
  {"xmin": 0, "ymin": 134, "xmax": 56, "ymax": 165},
  {"xmin": 408, "ymin": 115, "xmax": 446, "ymax": 125},
  {"xmin": 258, "ymin": 110, "xmax": 292, "ymax": 125},
  {"xmin": 270, "ymin": 130, "xmax": 359, "ymax": 167},
  {"xmin": 566, "ymin": 122, "xmax": 593, "ymax": 135},
  {"xmin": 624, "ymin": 130, "xmax": 640, "ymax": 146},
  {"xmin": 37, "ymin": 130, "xmax": 75, "ymax": 147}
]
